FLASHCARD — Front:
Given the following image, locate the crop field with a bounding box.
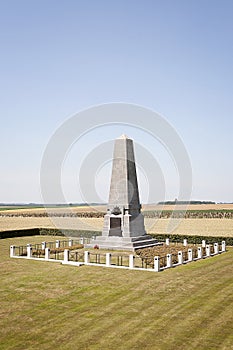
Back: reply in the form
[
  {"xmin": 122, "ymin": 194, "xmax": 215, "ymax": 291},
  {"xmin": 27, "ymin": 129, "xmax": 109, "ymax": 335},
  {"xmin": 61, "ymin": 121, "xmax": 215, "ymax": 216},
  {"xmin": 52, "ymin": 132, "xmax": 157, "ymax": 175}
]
[
  {"xmin": 1, "ymin": 203, "xmax": 233, "ymax": 213},
  {"xmin": 146, "ymin": 218, "xmax": 233, "ymax": 237},
  {"xmin": 0, "ymin": 204, "xmax": 233, "ymax": 238},
  {"xmin": 0, "ymin": 216, "xmax": 101, "ymax": 231},
  {"xmin": 0, "ymin": 216, "xmax": 233, "ymax": 238},
  {"xmin": 143, "ymin": 203, "xmax": 233, "ymax": 211},
  {"xmin": 1, "ymin": 235, "xmax": 233, "ymax": 350}
]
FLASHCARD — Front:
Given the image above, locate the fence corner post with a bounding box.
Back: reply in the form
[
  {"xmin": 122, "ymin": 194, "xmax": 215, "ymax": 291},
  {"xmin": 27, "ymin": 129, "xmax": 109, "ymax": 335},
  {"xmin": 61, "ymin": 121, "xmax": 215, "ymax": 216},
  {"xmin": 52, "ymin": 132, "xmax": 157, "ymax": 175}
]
[
  {"xmin": 183, "ymin": 239, "xmax": 188, "ymax": 246},
  {"xmin": 10, "ymin": 245, "xmax": 16, "ymax": 258}
]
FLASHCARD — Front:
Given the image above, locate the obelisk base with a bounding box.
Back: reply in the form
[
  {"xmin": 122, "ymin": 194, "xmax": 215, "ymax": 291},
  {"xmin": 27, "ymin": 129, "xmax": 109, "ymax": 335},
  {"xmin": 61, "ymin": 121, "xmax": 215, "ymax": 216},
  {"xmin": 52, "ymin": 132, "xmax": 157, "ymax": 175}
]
[
  {"xmin": 102, "ymin": 211, "xmax": 146, "ymax": 238},
  {"xmin": 85, "ymin": 234, "xmax": 162, "ymax": 251}
]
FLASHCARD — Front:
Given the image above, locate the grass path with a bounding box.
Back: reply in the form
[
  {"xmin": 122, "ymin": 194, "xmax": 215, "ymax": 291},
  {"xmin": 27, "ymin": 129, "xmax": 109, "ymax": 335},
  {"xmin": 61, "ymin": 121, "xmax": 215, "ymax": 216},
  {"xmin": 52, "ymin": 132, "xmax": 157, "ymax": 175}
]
[{"xmin": 0, "ymin": 236, "xmax": 233, "ymax": 349}]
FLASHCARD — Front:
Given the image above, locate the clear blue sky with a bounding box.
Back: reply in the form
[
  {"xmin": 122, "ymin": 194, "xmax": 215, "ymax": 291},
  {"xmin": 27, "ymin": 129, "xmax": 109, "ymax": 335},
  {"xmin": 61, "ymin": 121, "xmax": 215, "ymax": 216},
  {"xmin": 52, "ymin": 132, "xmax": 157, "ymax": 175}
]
[{"xmin": 1, "ymin": 0, "xmax": 233, "ymax": 203}]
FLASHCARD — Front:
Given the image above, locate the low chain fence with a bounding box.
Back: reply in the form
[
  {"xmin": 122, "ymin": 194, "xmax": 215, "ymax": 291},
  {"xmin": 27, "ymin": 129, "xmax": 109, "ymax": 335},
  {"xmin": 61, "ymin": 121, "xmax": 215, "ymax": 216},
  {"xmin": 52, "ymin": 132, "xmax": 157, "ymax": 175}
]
[
  {"xmin": 89, "ymin": 253, "xmax": 106, "ymax": 264},
  {"xmin": 69, "ymin": 251, "xmax": 84, "ymax": 263},
  {"xmin": 111, "ymin": 254, "xmax": 129, "ymax": 267},
  {"xmin": 14, "ymin": 245, "xmax": 27, "ymax": 256},
  {"xmin": 134, "ymin": 256, "xmax": 152, "ymax": 269},
  {"xmin": 10, "ymin": 239, "xmax": 226, "ymax": 272},
  {"xmin": 10, "ymin": 238, "xmax": 89, "ymax": 259}
]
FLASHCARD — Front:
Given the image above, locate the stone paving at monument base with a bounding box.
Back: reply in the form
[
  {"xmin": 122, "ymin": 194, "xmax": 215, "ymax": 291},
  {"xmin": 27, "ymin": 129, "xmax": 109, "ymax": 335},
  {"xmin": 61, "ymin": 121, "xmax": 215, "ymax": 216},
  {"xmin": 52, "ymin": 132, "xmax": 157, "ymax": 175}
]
[{"xmin": 85, "ymin": 234, "xmax": 162, "ymax": 251}]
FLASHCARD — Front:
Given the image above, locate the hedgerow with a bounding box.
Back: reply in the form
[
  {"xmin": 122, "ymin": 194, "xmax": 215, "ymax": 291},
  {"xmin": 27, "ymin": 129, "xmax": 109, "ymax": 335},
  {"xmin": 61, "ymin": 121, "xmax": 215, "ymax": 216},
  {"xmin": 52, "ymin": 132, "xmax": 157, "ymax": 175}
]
[
  {"xmin": 0, "ymin": 228, "xmax": 101, "ymax": 239},
  {"xmin": 150, "ymin": 233, "xmax": 233, "ymax": 246}
]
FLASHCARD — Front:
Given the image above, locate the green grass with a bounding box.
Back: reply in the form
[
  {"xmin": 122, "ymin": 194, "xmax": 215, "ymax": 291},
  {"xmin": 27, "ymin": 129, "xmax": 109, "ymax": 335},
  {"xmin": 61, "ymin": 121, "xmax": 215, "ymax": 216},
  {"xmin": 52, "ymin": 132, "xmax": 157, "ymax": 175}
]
[
  {"xmin": 1, "ymin": 236, "xmax": 233, "ymax": 350},
  {"xmin": 0, "ymin": 205, "xmax": 46, "ymax": 211}
]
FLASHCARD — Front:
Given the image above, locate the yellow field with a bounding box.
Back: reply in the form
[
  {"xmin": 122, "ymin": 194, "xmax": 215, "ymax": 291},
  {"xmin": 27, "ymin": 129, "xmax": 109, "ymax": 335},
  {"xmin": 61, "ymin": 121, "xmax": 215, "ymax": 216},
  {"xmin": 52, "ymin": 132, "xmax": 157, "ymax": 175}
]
[
  {"xmin": 142, "ymin": 203, "xmax": 233, "ymax": 211},
  {"xmin": 0, "ymin": 216, "xmax": 232, "ymax": 237},
  {"xmin": 0, "ymin": 203, "xmax": 232, "ymax": 237},
  {"xmin": 0, "ymin": 216, "xmax": 102, "ymax": 231},
  {"xmin": 0, "ymin": 205, "xmax": 107, "ymax": 215},
  {"xmin": 145, "ymin": 218, "xmax": 233, "ymax": 237},
  {"xmin": 1, "ymin": 203, "xmax": 233, "ymax": 216}
]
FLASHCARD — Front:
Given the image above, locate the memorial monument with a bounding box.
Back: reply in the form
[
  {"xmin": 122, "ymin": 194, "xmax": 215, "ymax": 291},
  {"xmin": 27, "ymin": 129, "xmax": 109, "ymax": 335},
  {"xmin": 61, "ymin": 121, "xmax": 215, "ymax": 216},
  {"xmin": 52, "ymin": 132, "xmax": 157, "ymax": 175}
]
[{"xmin": 87, "ymin": 135, "xmax": 160, "ymax": 250}]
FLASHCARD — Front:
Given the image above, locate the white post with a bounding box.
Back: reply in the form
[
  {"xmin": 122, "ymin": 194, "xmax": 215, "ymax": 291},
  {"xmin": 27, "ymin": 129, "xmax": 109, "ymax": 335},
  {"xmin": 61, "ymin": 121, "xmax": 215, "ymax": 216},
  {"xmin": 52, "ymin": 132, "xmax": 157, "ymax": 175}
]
[
  {"xmin": 64, "ymin": 249, "xmax": 69, "ymax": 263},
  {"xmin": 68, "ymin": 239, "xmax": 73, "ymax": 247},
  {"xmin": 129, "ymin": 254, "xmax": 134, "ymax": 269},
  {"xmin": 178, "ymin": 251, "xmax": 183, "ymax": 265},
  {"xmin": 206, "ymin": 245, "xmax": 211, "ymax": 257},
  {"xmin": 106, "ymin": 253, "xmax": 111, "ymax": 267},
  {"xmin": 183, "ymin": 239, "xmax": 188, "ymax": 246},
  {"xmin": 166, "ymin": 254, "xmax": 172, "ymax": 268},
  {"xmin": 10, "ymin": 245, "xmax": 16, "ymax": 257},
  {"xmin": 80, "ymin": 237, "xmax": 84, "ymax": 244},
  {"xmin": 154, "ymin": 256, "xmax": 160, "ymax": 272},
  {"xmin": 41, "ymin": 241, "xmax": 46, "ymax": 250},
  {"xmin": 55, "ymin": 240, "xmax": 60, "ymax": 248},
  {"xmin": 214, "ymin": 243, "xmax": 219, "ymax": 255},
  {"xmin": 84, "ymin": 251, "xmax": 90, "ymax": 264},
  {"xmin": 202, "ymin": 240, "xmax": 206, "ymax": 248},
  {"xmin": 165, "ymin": 238, "xmax": 170, "ymax": 246},
  {"xmin": 197, "ymin": 247, "xmax": 202, "ymax": 259},
  {"xmin": 188, "ymin": 248, "xmax": 193, "ymax": 262},
  {"xmin": 45, "ymin": 247, "xmax": 50, "ymax": 260},
  {"xmin": 27, "ymin": 244, "xmax": 32, "ymax": 258},
  {"xmin": 221, "ymin": 241, "xmax": 226, "ymax": 252}
]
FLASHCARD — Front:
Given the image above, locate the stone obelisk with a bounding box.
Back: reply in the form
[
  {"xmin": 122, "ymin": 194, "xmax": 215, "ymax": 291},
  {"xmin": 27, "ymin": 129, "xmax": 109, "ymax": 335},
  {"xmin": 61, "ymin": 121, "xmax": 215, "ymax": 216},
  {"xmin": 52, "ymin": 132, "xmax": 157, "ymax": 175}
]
[
  {"xmin": 87, "ymin": 135, "xmax": 159, "ymax": 251},
  {"xmin": 102, "ymin": 134, "xmax": 146, "ymax": 238}
]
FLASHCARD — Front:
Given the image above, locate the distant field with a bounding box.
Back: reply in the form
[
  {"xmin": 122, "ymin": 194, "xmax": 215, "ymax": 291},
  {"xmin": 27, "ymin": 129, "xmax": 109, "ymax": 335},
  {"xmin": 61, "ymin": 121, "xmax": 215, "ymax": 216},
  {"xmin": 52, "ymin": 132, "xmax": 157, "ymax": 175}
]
[
  {"xmin": 1, "ymin": 203, "xmax": 233, "ymax": 214},
  {"xmin": 143, "ymin": 203, "xmax": 233, "ymax": 211},
  {"xmin": 0, "ymin": 204, "xmax": 233, "ymax": 238},
  {"xmin": 0, "ymin": 205, "xmax": 107, "ymax": 214},
  {"xmin": 1, "ymin": 235, "xmax": 233, "ymax": 350},
  {"xmin": 0, "ymin": 216, "xmax": 100, "ymax": 231},
  {"xmin": 0, "ymin": 216, "xmax": 233, "ymax": 237},
  {"xmin": 146, "ymin": 218, "xmax": 233, "ymax": 237}
]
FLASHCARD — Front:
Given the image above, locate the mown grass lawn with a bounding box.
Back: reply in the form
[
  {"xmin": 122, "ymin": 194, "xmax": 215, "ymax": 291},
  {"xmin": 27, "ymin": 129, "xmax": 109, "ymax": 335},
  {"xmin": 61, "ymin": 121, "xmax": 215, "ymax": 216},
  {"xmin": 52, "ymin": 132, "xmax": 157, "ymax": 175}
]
[{"xmin": 1, "ymin": 236, "xmax": 233, "ymax": 350}]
